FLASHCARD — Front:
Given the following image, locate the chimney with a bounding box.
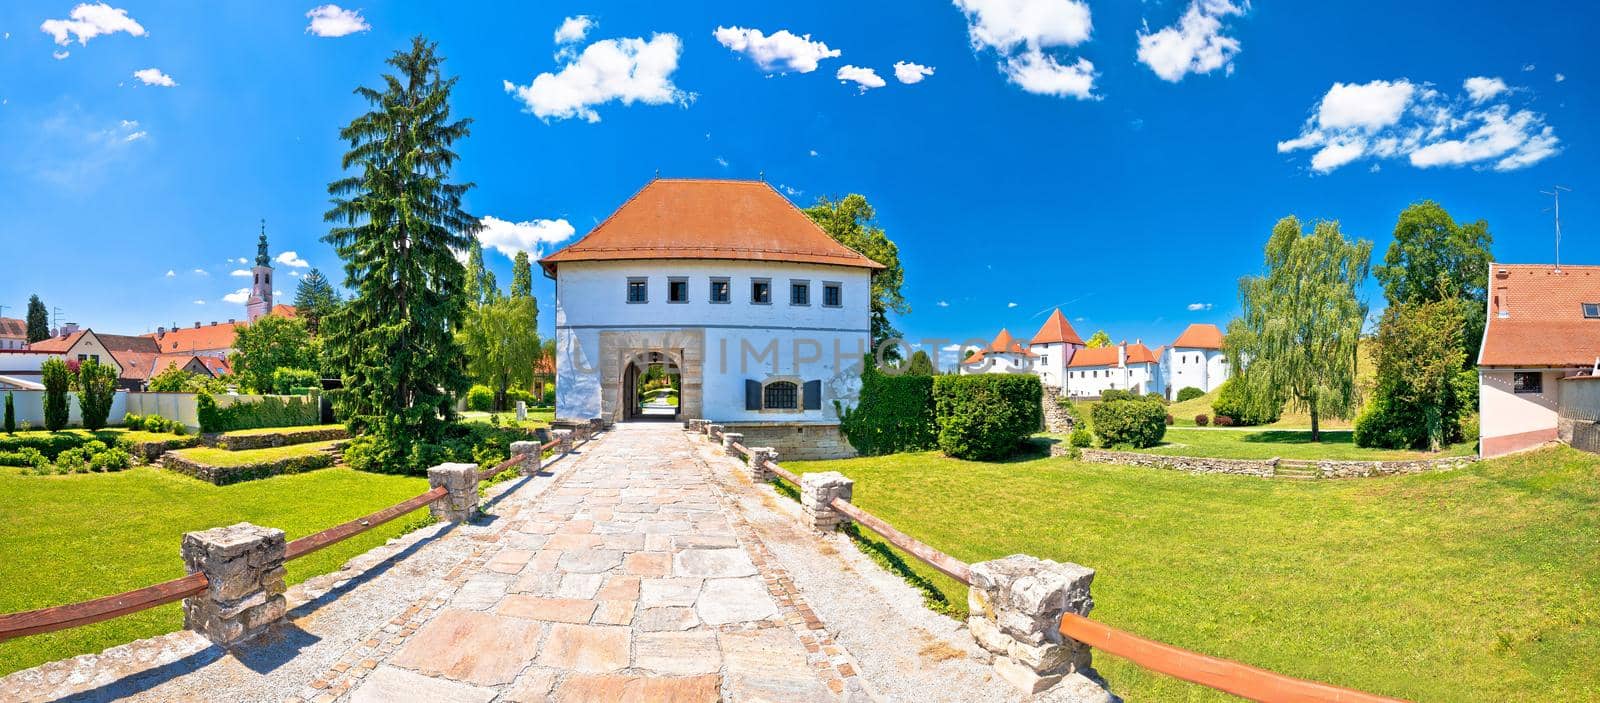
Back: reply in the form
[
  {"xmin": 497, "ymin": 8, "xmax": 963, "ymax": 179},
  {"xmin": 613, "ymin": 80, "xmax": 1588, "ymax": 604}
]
[
  {"xmin": 194, "ymin": 321, "xmax": 201, "ymax": 328},
  {"xmin": 210, "ymin": 321, "xmax": 217, "ymax": 326},
  {"xmin": 1117, "ymin": 342, "xmax": 1127, "ymax": 367},
  {"xmin": 227, "ymin": 318, "xmax": 235, "ymax": 324},
  {"xmin": 61, "ymin": 322, "xmax": 79, "ymax": 336},
  {"xmin": 156, "ymin": 326, "xmax": 166, "ymax": 339},
  {"xmin": 1495, "ymin": 267, "xmax": 1510, "ymax": 280}
]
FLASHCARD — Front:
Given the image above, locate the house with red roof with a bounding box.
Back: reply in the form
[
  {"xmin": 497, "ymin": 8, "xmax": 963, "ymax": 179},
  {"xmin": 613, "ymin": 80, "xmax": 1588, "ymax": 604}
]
[
  {"xmin": 1163, "ymin": 323, "xmax": 1231, "ymax": 399},
  {"xmin": 1477, "ymin": 263, "xmax": 1600, "ymax": 457},
  {"xmin": 1026, "ymin": 309, "xmax": 1085, "ymax": 387},
  {"xmin": 959, "ymin": 328, "xmax": 1036, "ymax": 375},
  {"xmin": 0, "ymin": 317, "xmax": 27, "ymax": 350},
  {"xmin": 538, "ymin": 178, "xmax": 881, "ymax": 458},
  {"xmin": 1065, "ymin": 341, "xmax": 1164, "ymax": 398}
]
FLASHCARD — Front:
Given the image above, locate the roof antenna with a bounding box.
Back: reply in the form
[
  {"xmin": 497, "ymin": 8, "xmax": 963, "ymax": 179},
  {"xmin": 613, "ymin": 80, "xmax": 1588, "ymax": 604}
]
[
  {"xmin": 758, "ymin": 170, "xmax": 765, "ymax": 182},
  {"xmin": 1541, "ymin": 185, "xmax": 1572, "ymax": 272},
  {"xmin": 654, "ymin": 168, "xmax": 660, "ymax": 179}
]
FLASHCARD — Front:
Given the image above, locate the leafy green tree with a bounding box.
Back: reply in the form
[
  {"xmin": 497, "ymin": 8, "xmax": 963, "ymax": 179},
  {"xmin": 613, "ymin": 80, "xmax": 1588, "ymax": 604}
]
[
  {"xmin": 464, "ymin": 241, "xmax": 499, "ymax": 306},
  {"xmin": 1374, "ymin": 200, "xmax": 1492, "ymax": 363},
  {"xmin": 1085, "ymin": 330, "xmax": 1112, "ymax": 348},
  {"xmin": 293, "ymin": 268, "xmax": 341, "ymax": 335},
  {"xmin": 231, "ymin": 314, "xmax": 315, "ymax": 394},
  {"xmin": 458, "ymin": 296, "xmax": 540, "ymax": 411},
  {"xmin": 77, "ymin": 359, "xmax": 118, "ymax": 430},
  {"xmin": 148, "ymin": 366, "xmax": 199, "ymax": 393},
  {"xmin": 41, "ymin": 357, "xmax": 71, "ymax": 430},
  {"xmin": 511, "ymin": 252, "xmax": 533, "ymax": 299},
  {"xmin": 322, "ymin": 36, "xmax": 477, "ymax": 452},
  {"xmin": 26, "ymin": 295, "xmax": 49, "ymax": 343},
  {"xmin": 902, "ymin": 349, "xmax": 937, "ymax": 376},
  {"xmin": 1357, "ymin": 299, "xmax": 1469, "ymax": 451},
  {"xmin": 1228, "ymin": 216, "xmax": 1371, "ymax": 441},
  {"xmin": 802, "ymin": 194, "xmax": 909, "ymax": 359}
]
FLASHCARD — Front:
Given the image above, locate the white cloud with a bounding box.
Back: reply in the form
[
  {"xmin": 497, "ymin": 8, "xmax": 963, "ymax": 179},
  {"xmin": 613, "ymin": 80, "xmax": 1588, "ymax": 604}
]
[
  {"xmin": 715, "ymin": 156, "xmax": 729, "ymax": 167},
  {"xmin": 41, "ymin": 3, "xmax": 145, "ymax": 46},
  {"xmin": 192, "ymin": 300, "xmax": 205, "ymax": 305},
  {"xmin": 192, "ymin": 268, "xmax": 208, "ymax": 276},
  {"xmin": 1279, "ymin": 77, "xmax": 1561, "ymax": 173},
  {"xmin": 1007, "ymin": 301, "xmax": 1019, "ymax": 308},
  {"xmin": 504, "ymin": 29, "xmax": 689, "ymax": 123},
  {"xmin": 289, "ymin": 270, "xmax": 300, "ymax": 277},
  {"xmin": 1554, "ymin": 73, "xmax": 1566, "ymax": 83},
  {"xmin": 953, "ymin": 0, "xmax": 1098, "ymax": 99},
  {"xmin": 230, "ymin": 269, "xmax": 251, "ymax": 277},
  {"xmin": 132, "ymin": 68, "xmax": 176, "ymax": 87},
  {"xmin": 275, "ymin": 251, "xmax": 309, "ymax": 268},
  {"xmin": 1186, "ymin": 302, "xmax": 1214, "ymax": 311},
  {"xmin": 222, "ymin": 288, "xmax": 250, "ymax": 304},
  {"xmin": 554, "ymin": 15, "xmax": 593, "ymax": 45},
  {"xmin": 476, "ymin": 215, "xmax": 576, "ymax": 259},
  {"xmin": 1522, "ymin": 63, "xmax": 1535, "ymax": 72},
  {"xmin": 937, "ymin": 300, "xmax": 950, "ymax": 308},
  {"xmin": 778, "ymin": 184, "xmax": 802, "ymax": 197},
  {"xmin": 53, "ymin": 50, "xmax": 70, "ymax": 60},
  {"xmin": 305, "ymin": 5, "xmax": 370, "ymax": 37},
  {"xmin": 713, "ymin": 26, "xmax": 840, "ymax": 74},
  {"xmin": 808, "ymin": 149, "xmax": 819, "ymax": 157},
  {"xmin": 893, "ymin": 61, "xmax": 935, "ymax": 84},
  {"xmin": 1136, "ymin": 0, "xmax": 1247, "ymax": 83},
  {"xmin": 835, "ymin": 65, "xmax": 885, "ymax": 92},
  {"xmin": 165, "ymin": 269, "xmax": 175, "ymax": 277},
  {"xmin": 235, "ymin": 257, "xmax": 249, "ymax": 264},
  {"xmin": 1463, "ymin": 76, "xmax": 1507, "ymax": 103}
]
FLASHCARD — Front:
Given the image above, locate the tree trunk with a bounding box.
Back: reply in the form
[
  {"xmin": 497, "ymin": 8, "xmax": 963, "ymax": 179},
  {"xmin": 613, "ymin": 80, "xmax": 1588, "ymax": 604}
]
[{"xmin": 1310, "ymin": 407, "xmax": 1320, "ymax": 442}]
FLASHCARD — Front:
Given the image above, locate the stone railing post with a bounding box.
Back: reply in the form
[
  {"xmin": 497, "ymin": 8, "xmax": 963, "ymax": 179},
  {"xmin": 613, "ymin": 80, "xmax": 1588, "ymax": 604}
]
[
  {"xmin": 686, "ymin": 418, "xmax": 706, "ymax": 432},
  {"xmin": 800, "ymin": 472, "xmax": 854, "ymax": 532},
  {"xmin": 427, "ymin": 463, "xmax": 480, "ymax": 523},
  {"xmin": 967, "ymin": 555, "xmax": 1095, "ymax": 694},
  {"xmin": 748, "ymin": 447, "xmax": 777, "ymax": 482},
  {"xmin": 589, "ymin": 417, "xmax": 604, "ymax": 434},
  {"xmin": 722, "ymin": 432, "xmax": 744, "ymax": 457},
  {"xmin": 510, "ymin": 440, "xmax": 541, "ymax": 476},
  {"xmin": 515, "ymin": 401, "xmax": 527, "ymax": 421},
  {"xmin": 551, "ymin": 429, "xmax": 573, "ymax": 454},
  {"xmin": 707, "ymin": 423, "xmax": 724, "ymax": 441},
  {"xmin": 181, "ymin": 522, "xmax": 287, "ymax": 647}
]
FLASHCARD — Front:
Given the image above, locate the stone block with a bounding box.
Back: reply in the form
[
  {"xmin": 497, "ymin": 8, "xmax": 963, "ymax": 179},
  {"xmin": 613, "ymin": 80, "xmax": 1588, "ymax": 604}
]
[
  {"xmin": 429, "ymin": 462, "xmax": 481, "ymax": 523},
  {"xmin": 510, "ymin": 441, "xmax": 541, "ymax": 476},
  {"xmin": 748, "ymin": 447, "xmax": 777, "ymax": 482},
  {"xmin": 967, "ymin": 554, "xmax": 1095, "ymax": 696},
  {"xmin": 181, "ymin": 522, "xmax": 287, "ymax": 647},
  {"xmin": 515, "ymin": 401, "xmax": 527, "ymax": 421},
  {"xmin": 589, "ymin": 417, "xmax": 604, "ymax": 434},
  {"xmin": 706, "ymin": 424, "xmax": 724, "ymax": 440},
  {"xmin": 722, "ymin": 432, "xmax": 744, "ymax": 457},
  {"xmin": 551, "ymin": 429, "xmax": 574, "ymax": 454},
  {"xmin": 799, "ymin": 471, "xmax": 854, "ymax": 532}
]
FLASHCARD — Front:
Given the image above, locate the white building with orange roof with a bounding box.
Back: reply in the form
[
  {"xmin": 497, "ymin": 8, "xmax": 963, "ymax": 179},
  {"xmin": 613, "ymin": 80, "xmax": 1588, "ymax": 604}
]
[
  {"xmin": 958, "ymin": 329, "xmax": 1036, "ymax": 375},
  {"xmin": 539, "ymin": 178, "xmax": 882, "ymax": 459},
  {"xmin": 1026, "ymin": 309, "xmax": 1085, "ymax": 387},
  {"xmin": 1163, "ymin": 322, "xmax": 1231, "ymax": 399},
  {"xmin": 1064, "ymin": 341, "xmax": 1163, "ymax": 398}
]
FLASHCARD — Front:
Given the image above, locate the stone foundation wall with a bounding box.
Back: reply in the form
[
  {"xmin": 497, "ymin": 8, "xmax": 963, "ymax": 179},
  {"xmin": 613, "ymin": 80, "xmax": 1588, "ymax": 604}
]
[
  {"xmin": 125, "ymin": 437, "xmax": 202, "ymax": 463},
  {"xmin": 720, "ymin": 422, "xmax": 857, "ymax": 461},
  {"xmin": 214, "ymin": 427, "xmax": 348, "ymax": 451},
  {"xmin": 1041, "ymin": 386, "xmax": 1075, "ymax": 435},
  {"xmin": 1065, "ymin": 447, "xmax": 1474, "ymax": 479},
  {"xmin": 162, "ymin": 451, "xmax": 335, "ymax": 485}
]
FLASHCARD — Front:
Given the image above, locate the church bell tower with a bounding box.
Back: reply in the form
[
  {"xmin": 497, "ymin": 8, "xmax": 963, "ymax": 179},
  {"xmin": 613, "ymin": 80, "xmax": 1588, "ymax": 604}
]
[{"xmin": 246, "ymin": 219, "xmax": 274, "ymax": 322}]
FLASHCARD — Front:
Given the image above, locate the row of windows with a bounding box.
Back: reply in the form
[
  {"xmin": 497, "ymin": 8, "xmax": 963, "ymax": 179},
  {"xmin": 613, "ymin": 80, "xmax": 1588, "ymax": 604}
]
[{"xmin": 626, "ymin": 276, "xmax": 843, "ymax": 308}]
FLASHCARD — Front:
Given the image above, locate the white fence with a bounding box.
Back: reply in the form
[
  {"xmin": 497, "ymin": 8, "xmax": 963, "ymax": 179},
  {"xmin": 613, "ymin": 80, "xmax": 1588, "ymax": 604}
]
[{"xmin": 4, "ymin": 391, "xmax": 303, "ymax": 432}]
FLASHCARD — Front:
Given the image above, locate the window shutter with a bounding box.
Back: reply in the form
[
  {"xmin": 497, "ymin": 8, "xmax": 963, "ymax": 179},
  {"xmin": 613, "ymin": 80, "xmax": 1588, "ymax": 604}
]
[
  {"xmin": 803, "ymin": 380, "xmax": 822, "ymax": 410},
  {"xmin": 746, "ymin": 380, "xmax": 762, "ymax": 410}
]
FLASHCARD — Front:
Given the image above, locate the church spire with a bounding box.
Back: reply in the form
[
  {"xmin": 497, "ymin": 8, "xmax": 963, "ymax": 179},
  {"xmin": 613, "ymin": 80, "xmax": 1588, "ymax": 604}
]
[{"xmin": 256, "ymin": 219, "xmax": 271, "ymax": 267}]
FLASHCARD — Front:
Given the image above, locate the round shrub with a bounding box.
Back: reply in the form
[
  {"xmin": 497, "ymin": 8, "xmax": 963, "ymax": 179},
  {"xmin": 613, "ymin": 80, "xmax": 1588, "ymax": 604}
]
[
  {"xmin": 1214, "ymin": 415, "xmax": 1235, "ymax": 427},
  {"xmin": 1068, "ymin": 426, "xmax": 1093, "ymax": 448},
  {"xmin": 1164, "ymin": 413, "xmax": 1175, "ymax": 425},
  {"xmin": 467, "ymin": 385, "xmax": 495, "ymax": 412},
  {"xmin": 838, "ymin": 357, "xmax": 938, "ymax": 456},
  {"xmin": 1176, "ymin": 386, "xmax": 1206, "ymax": 403},
  {"xmin": 1091, "ymin": 399, "xmax": 1167, "ymax": 448},
  {"xmin": 932, "ymin": 374, "xmax": 1043, "ymax": 460},
  {"xmin": 1194, "ymin": 413, "xmax": 1210, "ymax": 427}
]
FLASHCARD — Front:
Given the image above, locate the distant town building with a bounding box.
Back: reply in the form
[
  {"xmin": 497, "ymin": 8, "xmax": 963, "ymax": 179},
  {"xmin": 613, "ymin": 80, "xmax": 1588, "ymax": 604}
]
[
  {"xmin": 960, "ymin": 329, "xmax": 1036, "ymax": 375},
  {"xmin": 0, "ymin": 317, "xmax": 26, "ymax": 350},
  {"xmin": 247, "ymin": 221, "xmax": 275, "ymax": 323}
]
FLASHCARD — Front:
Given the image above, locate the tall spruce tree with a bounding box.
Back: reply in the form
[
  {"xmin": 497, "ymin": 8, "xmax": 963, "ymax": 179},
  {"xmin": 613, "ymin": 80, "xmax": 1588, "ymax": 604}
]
[
  {"xmin": 26, "ymin": 295, "xmax": 49, "ymax": 343},
  {"xmin": 293, "ymin": 268, "xmax": 340, "ymax": 335},
  {"xmin": 1227, "ymin": 216, "xmax": 1371, "ymax": 441},
  {"xmin": 511, "ymin": 252, "xmax": 533, "ymax": 299},
  {"xmin": 322, "ymin": 36, "xmax": 477, "ymax": 452}
]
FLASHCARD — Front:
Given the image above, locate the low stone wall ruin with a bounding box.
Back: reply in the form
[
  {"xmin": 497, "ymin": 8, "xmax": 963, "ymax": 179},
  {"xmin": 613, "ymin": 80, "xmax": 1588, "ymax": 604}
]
[
  {"xmin": 213, "ymin": 426, "xmax": 349, "ymax": 451},
  {"xmin": 1061, "ymin": 446, "xmax": 1474, "ymax": 479},
  {"xmin": 162, "ymin": 450, "xmax": 336, "ymax": 485}
]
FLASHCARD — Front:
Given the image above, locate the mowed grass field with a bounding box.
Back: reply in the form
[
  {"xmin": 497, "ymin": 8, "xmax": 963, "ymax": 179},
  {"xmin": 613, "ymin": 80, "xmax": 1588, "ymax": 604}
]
[
  {"xmin": 1125, "ymin": 428, "xmax": 1475, "ymax": 460},
  {"xmin": 0, "ymin": 466, "xmax": 429, "ymax": 675},
  {"xmin": 786, "ymin": 447, "xmax": 1600, "ymax": 702}
]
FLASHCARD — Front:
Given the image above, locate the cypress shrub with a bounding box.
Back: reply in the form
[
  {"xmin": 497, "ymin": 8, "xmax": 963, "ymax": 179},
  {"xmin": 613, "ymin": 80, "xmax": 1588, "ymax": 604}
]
[
  {"xmin": 836, "ymin": 357, "xmax": 937, "ymax": 456},
  {"xmin": 932, "ymin": 374, "xmax": 1042, "ymax": 460},
  {"xmin": 78, "ymin": 359, "xmax": 119, "ymax": 430},
  {"xmin": 3, "ymin": 392, "xmax": 13, "ymax": 434},
  {"xmin": 41, "ymin": 357, "xmax": 72, "ymax": 431},
  {"xmin": 1092, "ymin": 398, "xmax": 1168, "ymax": 448}
]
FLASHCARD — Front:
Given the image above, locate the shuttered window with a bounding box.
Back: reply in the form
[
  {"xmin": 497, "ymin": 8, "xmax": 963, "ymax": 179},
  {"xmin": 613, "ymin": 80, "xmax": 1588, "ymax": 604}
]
[{"xmin": 763, "ymin": 381, "xmax": 798, "ymax": 410}]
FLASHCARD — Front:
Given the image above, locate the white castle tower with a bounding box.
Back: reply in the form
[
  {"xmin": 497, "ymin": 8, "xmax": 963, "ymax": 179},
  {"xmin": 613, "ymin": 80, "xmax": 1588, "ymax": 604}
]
[{"xmin": 246, "ymin": 219, "xmax": 274, "ymax": 322}]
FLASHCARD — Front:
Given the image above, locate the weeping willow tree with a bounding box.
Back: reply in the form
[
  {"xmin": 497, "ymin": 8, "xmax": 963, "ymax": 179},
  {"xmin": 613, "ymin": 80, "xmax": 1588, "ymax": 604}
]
[
  {"xmin": 322, "ymin": 36, "xmax": 477, "ymax": 454},
  {"xmin": 1226, "ymin": 216, "xmax": 1371, "ymax": 441}
]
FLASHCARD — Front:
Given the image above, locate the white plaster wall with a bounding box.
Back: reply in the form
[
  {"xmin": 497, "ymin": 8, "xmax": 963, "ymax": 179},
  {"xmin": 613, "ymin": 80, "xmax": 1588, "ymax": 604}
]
[
  {"xmin": 1479, "ymin": 369, "xmax": 1568, "ymax": 439},
  {"xmin": 961, "ymin": 352, "xmax": 1035, "ymax": 376},
  {"xmin": 1064, "ymin": 364, "xmax": 1159, "ymax": 397},
  {"xmin": 1161, "ymin": 348, "xmax": 1231, "ymax": 399},
  {"xmin": 6, "ymin": 390, "xmax": 129, "ymax": 428},
  {"xmin": 1027, "ymin": 342, "xmax": 1078, "ymax": 387},
  {"xmin": 554, "ymin": 259, "xmax": 871, "ymax": 423}
]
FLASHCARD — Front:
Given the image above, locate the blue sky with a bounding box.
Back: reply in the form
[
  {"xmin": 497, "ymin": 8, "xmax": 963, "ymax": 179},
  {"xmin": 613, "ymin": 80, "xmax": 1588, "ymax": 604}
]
[{"xmin": 1, "ymin": 1, "xmax": 1593, "ymax": 359}]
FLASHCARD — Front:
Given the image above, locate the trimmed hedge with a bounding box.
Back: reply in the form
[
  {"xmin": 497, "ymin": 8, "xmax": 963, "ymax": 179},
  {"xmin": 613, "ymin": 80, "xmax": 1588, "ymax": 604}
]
[
  {"xmin": 837, "ymin": 359, "xmax": 937, "ymax": 456},
  {"xmin": 932, "ymin": 374, "xmax": 1042, "ymax": 460},
  {"xmin": 197, "ymin": 393, "xmax": 320, "ymax": 433},
  {"xmin": 271, "ymin": 368, "xmax": 320, "ymax": 395},
  {"xmin": 467, "ymin": 385, "xmax": 495, "ymax": 412},
  {"xmin": 41, "ymin": 358, "xmax": 71, "ymax": 431},
  {"xmin": 1091, "ymin": 398, "xmax": 1168, "ymax": 448}
]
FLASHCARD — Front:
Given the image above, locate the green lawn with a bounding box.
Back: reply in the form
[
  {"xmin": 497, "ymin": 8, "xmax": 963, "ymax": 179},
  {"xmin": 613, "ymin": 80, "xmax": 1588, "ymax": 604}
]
[
  {"xmin": 1107, "ymin": 427, "xmax": 1474, "ymax": 461},
  {"xmin": 169, "ymin": 440, "xmax": 342, "ymax": 467},
  {"xmin": 220, "ymin": 423, "xmax": 346, "ymax": 437},
  {"xmin": 786, "ymin": 447, "xmax": 1600, "ymax": 702},
  {"xmin": 1, "ymin": 427, "xmax": 193, "ymax": 450},
  {"xmin": 459, "ymin": 409, "xmax": 555, "ymax": 429},
  {"xmin": 0, "ymin": 466, "xmax": 430, "ymax": 675}
]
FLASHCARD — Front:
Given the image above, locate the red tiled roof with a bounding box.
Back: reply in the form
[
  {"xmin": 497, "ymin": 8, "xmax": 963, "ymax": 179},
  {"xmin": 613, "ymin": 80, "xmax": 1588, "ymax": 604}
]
[
  {"xmin": 0, "ymin": 318, "xmax": 26, "ymax": 340},
  {"xmin": 1172, "ymin": 323, "xmax": 1224, "ymax": 350},
  {"xmin": 1480, "ymin": 263, "xmax": 1600, "ymax": 367},
  {"xmin": 539, "ymin": 179, "xmax": 885, "ymax": 275},
  {"xmin": 26, "ymin": 331, "xmax": 84, "ymax": 352},
  {"xmin": 111, "ymin": 350, "xmax": 160, "ymax": 381},
  {"xmin": 1067, "ymin": 343, "xmax": 1160, "ymax": 368},
  {"xmin": 1030, "ymin": 309, "xmax": 1084, "ymax": 346},
  {"xmin": 270, "ymin": 304, "xmax": 297, "ymax": 318},
  {"xmin": 144, "ymin": 322, "xmax": 244, "ymax": 354},
  {"xmin": 963, "ymin": 328, "xmax": 1037, "ymax": 364},
  {"xmin": 196, "ymin": 356, "xmax": 231, "ymax": 377}
]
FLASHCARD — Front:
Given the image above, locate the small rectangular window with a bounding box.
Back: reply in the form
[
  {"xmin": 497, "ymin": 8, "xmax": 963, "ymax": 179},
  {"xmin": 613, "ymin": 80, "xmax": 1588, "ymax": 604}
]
[
  {"xmin": 1585, "ymin": 303, "xmax": 1600, "ymax": 319},
  {"xmin": 822, "ymin": 283, "xmax": 842, "ymax": 307},
  {"xmin": 668, "ymin": 278, "xmax": 688, "ymax": 303},
  {"xmin": 1513, "ymin": 372, "xmax": 1543, "ymax": 394},
  {"xmin": 710, "ymin": 278, "xmax": 730, "ymax": 304},
  {"xmin": 1040, "ymin": 355, "xmax": 1049, "ymax": 366},
  {"xmin": 626, "ymin": 277, "xmax": 648, "ymax": 304},
  {"xmin": 751, "ymin": 279, "xmax": 771, "ymax": 304},
  {"xmin": 790, "ymin": 280, "xmax": 810, "ymax": 306}
]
